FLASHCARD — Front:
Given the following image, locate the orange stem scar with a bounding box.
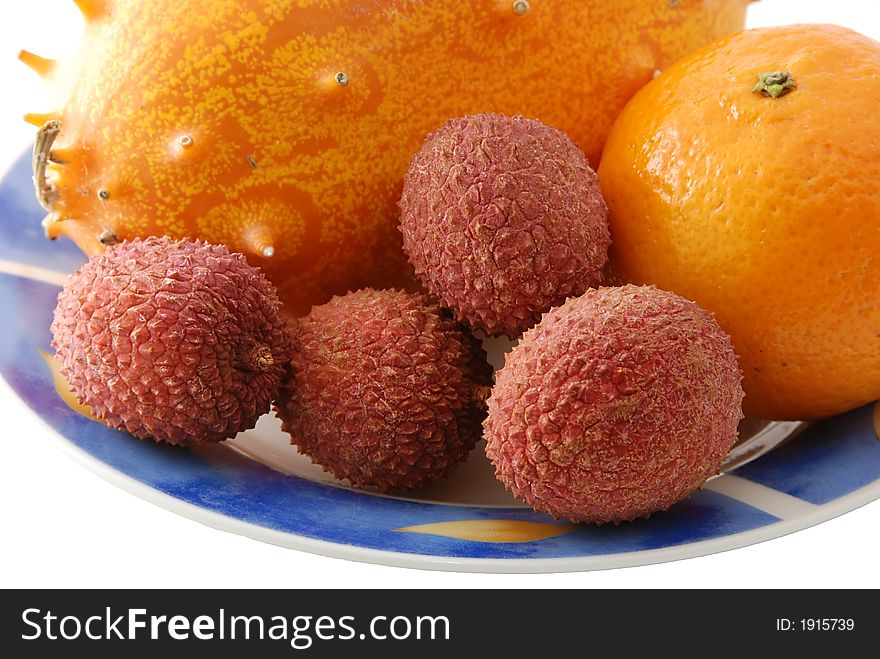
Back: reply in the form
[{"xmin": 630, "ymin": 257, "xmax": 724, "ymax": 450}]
[{"xmin": 753, "ymin": 71, "xmax": 797, "ymax": 98}]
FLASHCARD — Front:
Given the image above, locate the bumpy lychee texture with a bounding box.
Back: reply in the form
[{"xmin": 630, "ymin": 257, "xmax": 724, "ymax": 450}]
[
  {"xmin": 484, "ymin": 285, "xmax": 744, "ymax": 524},
  {"xmin": 399, "ymin": 113, "xmax": 610, "ymax": 338},
  {"xmin": 51, "ymin": 237, "xmax": 290, "ymax": 445},
  {"xmin": 275, "ymin": 288, "xmax": 492, "ymax": 492}
]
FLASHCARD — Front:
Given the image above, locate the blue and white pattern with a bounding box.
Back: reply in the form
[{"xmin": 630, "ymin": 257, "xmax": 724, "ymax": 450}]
[{"xmin": 1, "ymin": 152, "xmax": 878, "ymax": 570}]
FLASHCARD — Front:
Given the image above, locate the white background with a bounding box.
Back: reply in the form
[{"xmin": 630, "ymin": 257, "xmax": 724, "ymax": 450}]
[{"xmin": 1, "ymin": 1, "xmax": 878, "ymax": 589}]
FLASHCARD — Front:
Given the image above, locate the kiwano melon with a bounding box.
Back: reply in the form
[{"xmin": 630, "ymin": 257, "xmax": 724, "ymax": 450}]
[{"xmin": 23, "ymin": 0, "xmax": 750, "ymax": 314}]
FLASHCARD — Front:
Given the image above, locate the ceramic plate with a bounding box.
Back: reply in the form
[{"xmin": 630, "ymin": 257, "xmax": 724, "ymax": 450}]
[{"xmin": 2, "ymin": 152, "xmax": 879, "ymax": 572}]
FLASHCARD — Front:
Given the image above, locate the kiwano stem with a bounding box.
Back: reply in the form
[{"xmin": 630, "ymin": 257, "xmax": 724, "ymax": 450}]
[
  {"xmin": 752, "ymin": 71, "xmax": 797, "ymax": 98},
  {"xmin": 33, "ymin": 119, "xmax": 62, "ymax": 211}
]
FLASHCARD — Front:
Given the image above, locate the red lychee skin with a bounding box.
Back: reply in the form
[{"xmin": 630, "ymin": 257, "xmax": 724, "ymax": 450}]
[
  {"xmin": 399, "ymin": 113, "xmax": 610, "ymax": 338},
  {"xmin": 484, "ymin": 285, "xmax": 744, "ymax": 524},
  {"xmin": 275, "ymin": 288, "xmax": 492, "ymax": 492},
  {"xmin": 51, "ymin": 237, "xmax": 290, "ymax": 445}
]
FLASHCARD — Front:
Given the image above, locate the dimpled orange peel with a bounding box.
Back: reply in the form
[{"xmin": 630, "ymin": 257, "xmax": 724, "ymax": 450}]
[
  {"xmin": 599, "ymin": 24, "xmax": 880, "ymax": 421},
  {"xmin": 21, "ymin": 0, "xmax": 750, "ymax": 315}
]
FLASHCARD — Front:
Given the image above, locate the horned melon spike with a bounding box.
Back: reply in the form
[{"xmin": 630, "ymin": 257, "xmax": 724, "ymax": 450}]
[
  {"xmin": 494, "ymin": 0, "xmax": 531, "ymax": 17},
  {"xmin": 73, "ymin": 0, "xmax": 108, "ymax": 22},
  {"xmin": 244, "ymin": 225, "xmax": 276, "ymax": 260},
  {"xmin": 18, "ymin": 51, "xmax": 56, "ymax": 79},
  {"xmin": 23, "ymin": 112, "xmax": 61, "ymax": 127},
  {"xmin": 48, "ymin": 147, "xmax": 76, "ymax": 164}
]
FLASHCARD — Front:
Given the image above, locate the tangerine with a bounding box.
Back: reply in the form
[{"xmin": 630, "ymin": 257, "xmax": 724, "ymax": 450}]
[{"xmin": 599, "ymin": 24, "xmax": 880, "ymax": 420}]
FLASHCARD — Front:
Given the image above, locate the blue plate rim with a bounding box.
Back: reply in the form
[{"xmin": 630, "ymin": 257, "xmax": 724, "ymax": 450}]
[{"xmin": 14, "ymin": 393, "xmax": 878, "ymax": 573}]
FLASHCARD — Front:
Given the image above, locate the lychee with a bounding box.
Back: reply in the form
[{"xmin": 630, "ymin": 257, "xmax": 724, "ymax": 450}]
[
  {"xmin": 275, "ymin": 288, "xmax": 492, "ymax": 491},
  {"xmin": 51, "ymin": 237, "xmax": 290, "ymax": 445},
  {"xmin": 399, "ymin": 113, "xmax": 610, "ymax": 338},
  {"xmin": 484, "ymin": 285, "xmax": 744, "ymax": 524}
]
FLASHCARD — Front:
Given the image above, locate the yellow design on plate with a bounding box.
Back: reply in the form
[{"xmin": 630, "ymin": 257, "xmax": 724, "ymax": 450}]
[
  {"xmin": 395, "ymin": 520, "xmax": 574, "ymax": 544},
  {"xmin": 40, "ymin": 350, "xmax": 100, "ymax": 422},
  {"xmin": 0, "ymin": 258, "xmax": 68, "ymax": 286}
]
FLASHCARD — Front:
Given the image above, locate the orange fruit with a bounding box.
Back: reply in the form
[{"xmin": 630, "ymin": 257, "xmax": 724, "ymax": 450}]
[
  {"xmin": 598, "ymin": 24, "xmax": 880, "ymax": 421},
  {"xmin": 22, "ymin": 0, "xmax": 750, "ymax": 314}
]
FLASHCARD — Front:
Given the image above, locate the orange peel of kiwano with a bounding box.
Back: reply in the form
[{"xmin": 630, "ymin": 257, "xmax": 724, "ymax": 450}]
[{"xmin": 23, "ymin": 0, "xmax": 750, "ymax": 315}]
